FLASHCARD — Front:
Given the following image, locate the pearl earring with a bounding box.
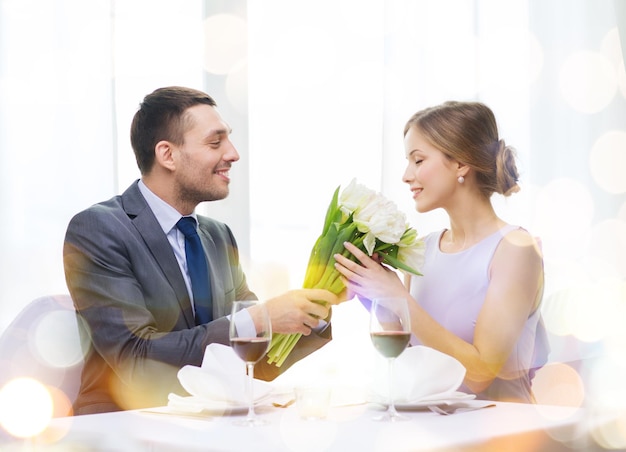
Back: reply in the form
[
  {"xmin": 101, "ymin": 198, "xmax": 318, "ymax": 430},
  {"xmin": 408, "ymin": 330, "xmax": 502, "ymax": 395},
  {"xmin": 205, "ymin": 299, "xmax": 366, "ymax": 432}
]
[{"xmin": 457, "ymin": 176, "xmax": 465, "ymax": 184}]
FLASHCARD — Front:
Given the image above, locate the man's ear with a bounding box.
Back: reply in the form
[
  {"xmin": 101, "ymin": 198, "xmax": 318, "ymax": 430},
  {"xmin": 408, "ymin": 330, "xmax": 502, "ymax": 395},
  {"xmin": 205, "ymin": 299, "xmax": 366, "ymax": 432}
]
[{"xmin": 154, "ymin": 140, "xmax": 176, "ymax": 171}]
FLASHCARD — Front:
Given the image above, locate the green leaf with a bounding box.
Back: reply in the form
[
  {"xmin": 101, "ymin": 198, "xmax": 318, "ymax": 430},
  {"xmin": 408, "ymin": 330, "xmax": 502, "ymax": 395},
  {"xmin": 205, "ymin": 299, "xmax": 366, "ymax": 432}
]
[
  {"xmin": 378, "ymin": 250, "xmax": 422, "ymax": 276},
  {"xmin": 321, "ymin": 186, "xmax": 341, "ymax": 237}
]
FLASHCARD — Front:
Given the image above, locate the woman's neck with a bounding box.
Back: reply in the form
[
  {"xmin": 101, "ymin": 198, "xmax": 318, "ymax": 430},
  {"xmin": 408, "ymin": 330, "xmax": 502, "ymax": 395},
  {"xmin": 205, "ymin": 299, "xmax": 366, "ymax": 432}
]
[{"xmin": 442, "ymin": 201, "xmax": 503, "ymax": 253}]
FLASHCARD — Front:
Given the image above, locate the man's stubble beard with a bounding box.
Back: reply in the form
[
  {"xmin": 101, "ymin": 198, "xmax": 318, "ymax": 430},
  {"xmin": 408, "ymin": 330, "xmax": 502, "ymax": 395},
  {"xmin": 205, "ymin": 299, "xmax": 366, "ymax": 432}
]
[{"xmin": 179, "ymin": 182, "xmax": 229, "ymax": 206}]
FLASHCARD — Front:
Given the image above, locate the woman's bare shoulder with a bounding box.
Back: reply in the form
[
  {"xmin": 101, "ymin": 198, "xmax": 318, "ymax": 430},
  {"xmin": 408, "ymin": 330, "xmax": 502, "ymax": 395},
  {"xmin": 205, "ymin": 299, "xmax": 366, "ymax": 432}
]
[{"xmin": 496, "ymin": 226, "xmax": 543, "ymax": 263}]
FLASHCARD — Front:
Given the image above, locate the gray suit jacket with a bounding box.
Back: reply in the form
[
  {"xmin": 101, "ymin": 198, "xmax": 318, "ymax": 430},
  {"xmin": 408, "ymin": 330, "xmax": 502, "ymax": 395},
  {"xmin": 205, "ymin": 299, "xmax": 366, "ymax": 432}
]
[{"xmin": 64, "ymin": 181, "xmax": 331, "ymax": 414}]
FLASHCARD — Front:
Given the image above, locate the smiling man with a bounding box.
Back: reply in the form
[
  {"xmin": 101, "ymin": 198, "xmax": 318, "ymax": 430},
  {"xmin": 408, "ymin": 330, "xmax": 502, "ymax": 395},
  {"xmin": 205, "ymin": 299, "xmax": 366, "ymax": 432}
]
[{"xmin": 63, "ymin": 86, "xmax": 340, "ymax": 415}]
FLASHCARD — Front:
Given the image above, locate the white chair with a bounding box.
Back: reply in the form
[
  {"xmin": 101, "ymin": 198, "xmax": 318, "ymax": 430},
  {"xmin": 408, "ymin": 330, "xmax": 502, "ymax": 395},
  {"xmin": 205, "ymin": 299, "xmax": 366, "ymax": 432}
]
[{"xmin": 0, "ymin": 294, "xmax": 88, "ymax": 416}]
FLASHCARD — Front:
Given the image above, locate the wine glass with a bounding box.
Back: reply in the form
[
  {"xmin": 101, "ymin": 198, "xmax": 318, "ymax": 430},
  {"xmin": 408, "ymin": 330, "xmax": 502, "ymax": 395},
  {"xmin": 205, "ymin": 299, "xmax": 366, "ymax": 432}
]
[
  {"xmin": 229, "ymin": 300, "xmax": 272, "ymax": 426},
  {"xmin": 370, "ymin": 297, "xmax": 411, "ymax": 422}
]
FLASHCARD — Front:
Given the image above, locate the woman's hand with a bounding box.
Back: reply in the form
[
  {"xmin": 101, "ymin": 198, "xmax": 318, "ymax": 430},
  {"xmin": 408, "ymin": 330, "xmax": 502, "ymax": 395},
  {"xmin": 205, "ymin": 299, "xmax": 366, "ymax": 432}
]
[{"xmin": 333, "ymin": 242, "xmax": 408, "ymax": 301}]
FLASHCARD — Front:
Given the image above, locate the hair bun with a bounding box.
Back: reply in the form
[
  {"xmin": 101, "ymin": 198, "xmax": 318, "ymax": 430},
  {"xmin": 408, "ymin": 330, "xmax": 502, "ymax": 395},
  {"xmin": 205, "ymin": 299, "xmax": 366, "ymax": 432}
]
[{"xmin": 496, "ymin": 140, "xmax": 520, "ymax": 197}]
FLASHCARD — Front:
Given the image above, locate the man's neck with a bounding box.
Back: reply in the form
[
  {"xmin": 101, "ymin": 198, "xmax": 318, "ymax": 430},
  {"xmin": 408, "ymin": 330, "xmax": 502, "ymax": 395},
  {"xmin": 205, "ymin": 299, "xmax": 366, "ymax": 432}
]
[{"xmin": 141, "ymin": 176, "xmax": 194, "ymax": 216}]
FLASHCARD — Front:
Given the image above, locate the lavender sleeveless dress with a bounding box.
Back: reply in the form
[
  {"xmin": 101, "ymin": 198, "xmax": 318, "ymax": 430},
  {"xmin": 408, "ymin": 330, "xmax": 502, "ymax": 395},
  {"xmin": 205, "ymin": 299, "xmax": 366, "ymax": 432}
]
[{"xmin": 408, "ymin": 225, "xmax": 549, "ymax": 403}]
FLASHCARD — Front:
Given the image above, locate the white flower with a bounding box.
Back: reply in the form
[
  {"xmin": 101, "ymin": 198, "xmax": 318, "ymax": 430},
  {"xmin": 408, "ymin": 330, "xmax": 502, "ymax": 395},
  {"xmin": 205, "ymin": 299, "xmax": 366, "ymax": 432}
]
[
  {"xmin": 338, "ymin": 178, "xmax": 375, "ymax": 217},
  {"xmin": 353, "ymin": 194, "xmax": 407, "ymax": 253},
  {"xmin": 397, "ymin": 228, "xmax": 426, "ymax": 274}
]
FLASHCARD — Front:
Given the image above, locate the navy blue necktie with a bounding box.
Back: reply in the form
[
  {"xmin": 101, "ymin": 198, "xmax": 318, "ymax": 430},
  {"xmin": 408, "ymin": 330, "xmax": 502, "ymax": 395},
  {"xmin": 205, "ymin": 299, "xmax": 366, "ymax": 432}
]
[{"xmin": 176, "ymin": 217, "xmax": 212, "ymax": 324}]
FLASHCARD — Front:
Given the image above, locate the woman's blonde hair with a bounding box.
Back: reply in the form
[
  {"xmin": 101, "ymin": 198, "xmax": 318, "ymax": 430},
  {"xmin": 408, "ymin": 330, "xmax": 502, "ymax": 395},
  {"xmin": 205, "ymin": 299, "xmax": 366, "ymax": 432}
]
[{"xmin": 404, "ymin": 101, "xmax": 520, "ymax": 198}]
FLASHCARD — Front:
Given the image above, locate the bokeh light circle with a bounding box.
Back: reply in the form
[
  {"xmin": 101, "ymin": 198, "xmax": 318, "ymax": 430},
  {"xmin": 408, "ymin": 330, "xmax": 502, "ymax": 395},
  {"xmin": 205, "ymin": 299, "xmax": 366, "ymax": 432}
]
[
  {"xmin": 591, "ymin": 412, "xmax": 626, "ymax": 451},
  {"xmin": 33, "ymin": 310, "xmax": 85, "ymax": 368},
  {"xmin": 0, "ymin": 378, "xmax": 53, "ymax": 438},
  {"xmin": 225, "ymin": 62, "xmax": 248, "ymax": 115},
  {"xmin": 203, "ymin": 14, "xmax": 247, "ymax": 75},
  {"xmin": 601, "ymin": 26, "xmax": 626, "ymax": 104},
  {"xmin": 588, "ymin": 219, "xmax": 626, "ymax": 279},
  {"xmin": 532, "ymin": 363, "xmax": 584, "ymax": 408},
  {"xmin": 600, "ymin": 28, "xmax": 624, "ymax": 70},
  {"xmin": 46, "ymin": 385, "xmax": 74, "ymax": 418},
  {"xmin": 590, "ymin": 131, "xmax": 626, "ymax": 194},
  {"xmin": 534, "ymin": 178, "xmax": 594, "ymax": 244},
  {"xmin": 542, "ymin": 258, "xmax": 588, "ymax": 306},
  {"xmin": 559, "ymin": 51, "xmax": 617, "ymax": 113},
  {"xmin": 588, "ymin": 355, "xmax": 626, "ymax": 411},
  {"xmin": 542, "ymin": 282, "xmax": 621, "ymax": 343}
]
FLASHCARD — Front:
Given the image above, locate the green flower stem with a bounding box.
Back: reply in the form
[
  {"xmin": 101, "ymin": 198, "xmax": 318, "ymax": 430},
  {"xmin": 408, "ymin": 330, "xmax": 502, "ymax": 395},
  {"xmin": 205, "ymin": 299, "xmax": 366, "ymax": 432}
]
[
  {"xmin": 324, "ymin": 268, "xmax": 346, "ymax": 294},
  {"xmin": 268, "ymin": 230, "xmax": 368, "ymax": 366},
  {"xmin": 268, "ymin": 224, "xmax": 359, "ymax": 366},
  {"xmin": 277, "ymin": 333, "xmax": 302, "ymax": 367},
  {"xmin": 305, "ymin": 227, "xmax": 338, "ymax": 287},
  {"xmin": 267, "ymin": 193, "xmax": 423, "ymax": 366}
]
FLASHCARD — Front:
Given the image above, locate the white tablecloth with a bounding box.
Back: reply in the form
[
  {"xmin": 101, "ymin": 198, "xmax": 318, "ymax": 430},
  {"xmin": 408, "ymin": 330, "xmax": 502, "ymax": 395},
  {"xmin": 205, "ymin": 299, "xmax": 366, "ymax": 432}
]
[{"xmin": 1, "ymin": 399, "xmax": 586, "ymax": 451}]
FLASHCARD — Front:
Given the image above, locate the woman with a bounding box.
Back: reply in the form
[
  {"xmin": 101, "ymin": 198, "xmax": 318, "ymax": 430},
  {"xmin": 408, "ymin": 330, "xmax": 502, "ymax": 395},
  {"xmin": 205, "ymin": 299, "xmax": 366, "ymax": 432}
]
[{"xmin": 334, "ymin": 101, "xmax": 547, "ymax": 403}]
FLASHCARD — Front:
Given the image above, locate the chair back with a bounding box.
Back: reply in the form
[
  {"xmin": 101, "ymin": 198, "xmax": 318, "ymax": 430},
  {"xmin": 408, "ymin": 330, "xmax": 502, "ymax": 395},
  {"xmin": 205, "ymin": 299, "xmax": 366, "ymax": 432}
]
[{"xmin": 0, "ymin": 294, "xmax": 88, "ymax": 416}]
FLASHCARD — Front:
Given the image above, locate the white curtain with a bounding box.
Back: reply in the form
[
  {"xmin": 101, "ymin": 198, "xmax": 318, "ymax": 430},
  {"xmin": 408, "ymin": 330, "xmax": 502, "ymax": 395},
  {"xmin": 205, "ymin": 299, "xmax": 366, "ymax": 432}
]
[
  {"xmin": 0, "ymin": 0, "xmax": 116, "ymax": 329},
  {"xmin": 0, "ymin": 0, "xmax": 210, "ymax": 329},
  {"xmin": 1, "ymin": 0, "xmax": 625, "ymax": 410}
]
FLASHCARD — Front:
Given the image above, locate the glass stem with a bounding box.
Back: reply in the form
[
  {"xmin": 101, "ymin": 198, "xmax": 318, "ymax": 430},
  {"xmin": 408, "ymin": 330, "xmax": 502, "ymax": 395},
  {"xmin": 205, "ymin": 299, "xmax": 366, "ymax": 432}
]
[
  {"xmin": 387, "ymin": 357, "xmax": 398, "ymax": 416},
  {"xmin": 246, "ymin": 362, "xmax": 256, "ymax": 420}
]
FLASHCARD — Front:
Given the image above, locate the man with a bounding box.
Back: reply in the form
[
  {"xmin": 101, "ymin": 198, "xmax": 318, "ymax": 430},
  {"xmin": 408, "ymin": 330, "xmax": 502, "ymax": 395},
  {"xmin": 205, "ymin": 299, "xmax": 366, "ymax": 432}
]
[{"xmin": 64, "ymin": 86, "xmax": 340, "ymax": 415}]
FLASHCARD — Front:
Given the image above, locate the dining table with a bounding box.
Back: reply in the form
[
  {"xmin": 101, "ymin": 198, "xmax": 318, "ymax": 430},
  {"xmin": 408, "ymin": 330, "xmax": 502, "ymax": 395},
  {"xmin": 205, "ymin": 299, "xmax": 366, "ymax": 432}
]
[{"xmin": 0, "ymin": 395, "xmax": 590, "ymax": 451}]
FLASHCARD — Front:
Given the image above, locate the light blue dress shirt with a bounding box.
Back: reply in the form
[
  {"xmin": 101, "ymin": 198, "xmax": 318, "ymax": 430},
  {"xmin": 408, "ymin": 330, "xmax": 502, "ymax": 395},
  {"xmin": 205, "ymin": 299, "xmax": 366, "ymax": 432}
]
[{"xmin": 137, "ymin": 180, "xmax": 255, "ymax": 336}]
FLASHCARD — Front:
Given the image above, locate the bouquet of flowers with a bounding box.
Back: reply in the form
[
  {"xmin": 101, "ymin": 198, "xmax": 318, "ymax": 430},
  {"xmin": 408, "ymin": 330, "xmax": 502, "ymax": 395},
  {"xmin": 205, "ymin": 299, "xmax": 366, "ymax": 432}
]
[{"xmin": 266, "ymin": 179, "xmax": 425, "ymax": 367}]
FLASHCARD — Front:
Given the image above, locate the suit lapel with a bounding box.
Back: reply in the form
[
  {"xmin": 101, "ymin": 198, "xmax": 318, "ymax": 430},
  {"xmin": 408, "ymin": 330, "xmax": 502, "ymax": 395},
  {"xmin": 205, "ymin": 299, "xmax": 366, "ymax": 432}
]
[{"xmin": 121, "ymin": 182, "xmax": 195, "ymax": 327}]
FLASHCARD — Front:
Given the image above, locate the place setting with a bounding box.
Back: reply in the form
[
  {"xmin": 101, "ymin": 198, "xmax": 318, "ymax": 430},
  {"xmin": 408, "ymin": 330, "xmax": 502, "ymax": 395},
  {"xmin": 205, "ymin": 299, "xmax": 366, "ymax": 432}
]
[
  {"xmin": 366, "ymin": 344, "xmax": 491, "ymax": 414},
  {"xmin": 144, "ymin": 342, "xmax": 277, "ymax": 419},
  {"xmin": 143, "ymin": 300, "xmax": 340, "ymax": 425},
  {"xmin": 145, "ymin": 301, "xmax": 285, "ymax": 422},
  {"xmin": 144, "ymin": 297, "xmax": 496, "ymax": 425},
  {"xmin": 366, "ymin": 297, "xmax": 494, "ymax": 418}
]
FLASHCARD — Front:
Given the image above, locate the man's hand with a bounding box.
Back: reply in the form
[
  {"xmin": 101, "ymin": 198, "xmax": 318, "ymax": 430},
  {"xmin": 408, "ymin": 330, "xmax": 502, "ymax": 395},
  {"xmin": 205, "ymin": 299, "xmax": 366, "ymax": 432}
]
[{"xmin": 262, "ymin": 289, "xmax": 341, "ymax": 335}]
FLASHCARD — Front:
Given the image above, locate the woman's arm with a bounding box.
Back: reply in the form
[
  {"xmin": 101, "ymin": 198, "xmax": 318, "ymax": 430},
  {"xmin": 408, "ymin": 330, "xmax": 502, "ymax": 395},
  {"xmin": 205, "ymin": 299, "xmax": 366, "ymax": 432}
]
[
  {"xmin": 334, "ymin": 232, "xmax": 543, "ymax": 393},
  {"xmin": 468, "ymin": 229, "xmax": 543, "ymax": 392}
]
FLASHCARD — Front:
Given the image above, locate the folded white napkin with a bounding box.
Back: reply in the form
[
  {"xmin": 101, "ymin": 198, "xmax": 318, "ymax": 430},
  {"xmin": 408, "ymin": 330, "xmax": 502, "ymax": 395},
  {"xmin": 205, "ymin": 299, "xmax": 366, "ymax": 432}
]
[
  {"xmin": 372, "ymin": 346, "xmax": 467, "ymax": 403},
  {"xmin": 167, "ymin": 344, "xmax": 272, "ymax": 411}
]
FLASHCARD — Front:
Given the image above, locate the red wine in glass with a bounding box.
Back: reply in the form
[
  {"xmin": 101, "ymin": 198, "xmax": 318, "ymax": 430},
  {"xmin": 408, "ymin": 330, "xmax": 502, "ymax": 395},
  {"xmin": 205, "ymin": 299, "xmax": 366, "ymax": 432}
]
[
  {"xmin": 370, "ymin": 297, "xmax": 411, "ymax": 422},
  {"xmin": 229, "ymin": 301, "xmax": 272, "ymax": 426},
  {"xmin": 231, "ymin": 337, "xmax": 271, "ymax": 363}
]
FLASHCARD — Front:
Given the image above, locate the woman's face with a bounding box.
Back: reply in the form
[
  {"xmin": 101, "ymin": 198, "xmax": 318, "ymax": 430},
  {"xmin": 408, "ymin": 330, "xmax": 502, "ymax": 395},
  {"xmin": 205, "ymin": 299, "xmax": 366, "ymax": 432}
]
[{"xmin": 402, "ymin": 126, "xmax": 459, "ymax": 213}]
